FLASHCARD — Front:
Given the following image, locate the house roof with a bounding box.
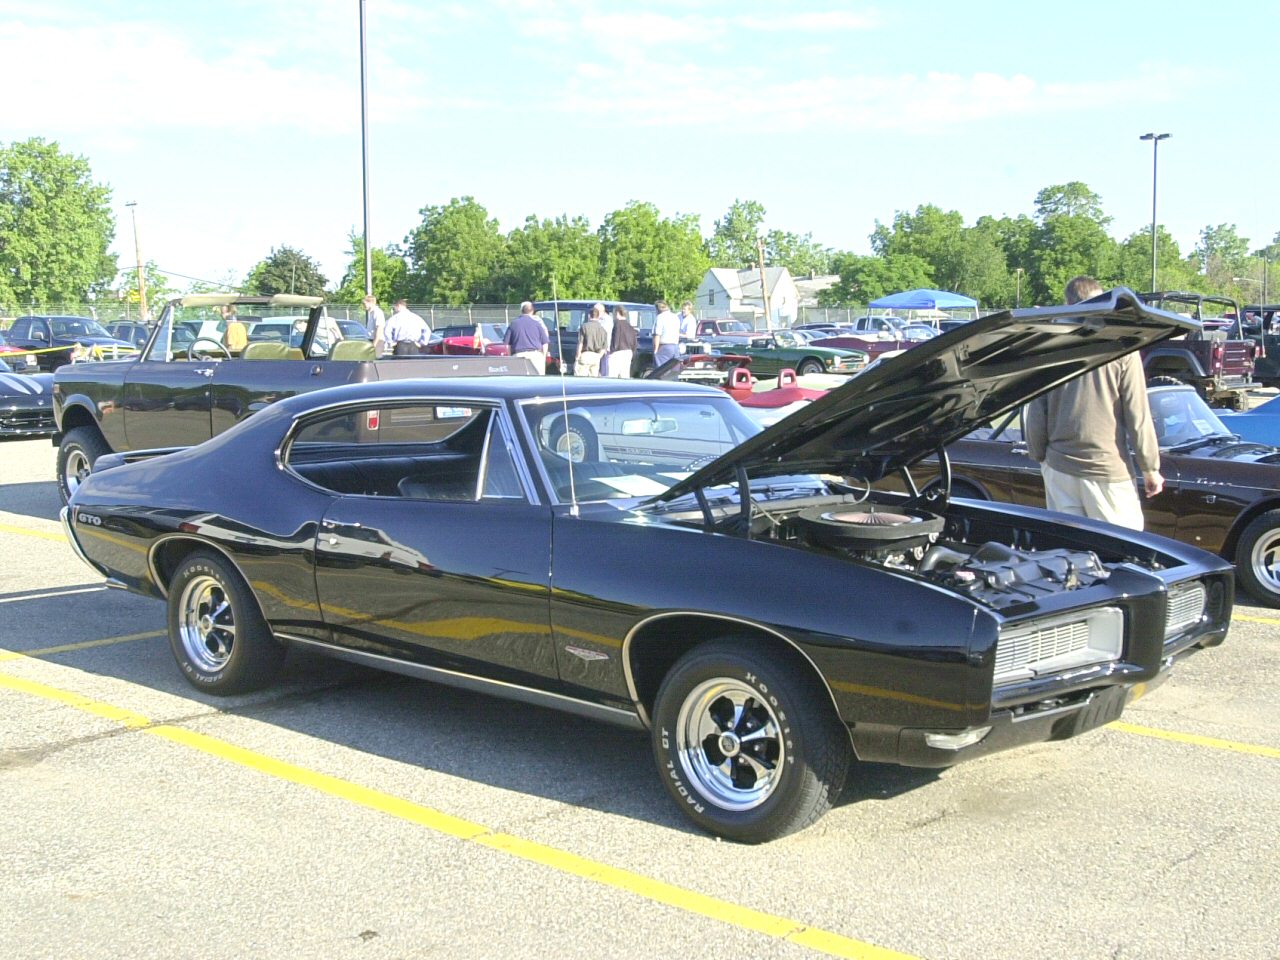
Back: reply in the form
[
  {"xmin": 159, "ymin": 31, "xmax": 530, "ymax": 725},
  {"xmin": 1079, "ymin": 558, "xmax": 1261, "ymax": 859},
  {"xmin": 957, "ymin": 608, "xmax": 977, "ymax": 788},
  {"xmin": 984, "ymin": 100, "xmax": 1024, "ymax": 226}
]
[{"xmin": 703, "ymin": 267, "xmax": 792, "ymax": 300}]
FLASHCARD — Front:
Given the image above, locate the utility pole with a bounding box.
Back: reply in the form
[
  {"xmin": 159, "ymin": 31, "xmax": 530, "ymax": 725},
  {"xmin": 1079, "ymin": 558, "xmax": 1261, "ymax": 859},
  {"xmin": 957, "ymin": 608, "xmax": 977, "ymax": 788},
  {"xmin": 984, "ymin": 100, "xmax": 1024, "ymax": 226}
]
[
  {"xmin": 1139, "ymin": 132, "xmax": 1171, "ymax": 292},
  {"xmin": 359, "ymin": 0, "xmax": 373, "ymax": 297},
  {"xmin": 756, "ymin": 237, "xmax": 772, "ymax": 330},
  {"xmin": 126, "ymin": 201, "xmax": 148, "ymax": 322}
]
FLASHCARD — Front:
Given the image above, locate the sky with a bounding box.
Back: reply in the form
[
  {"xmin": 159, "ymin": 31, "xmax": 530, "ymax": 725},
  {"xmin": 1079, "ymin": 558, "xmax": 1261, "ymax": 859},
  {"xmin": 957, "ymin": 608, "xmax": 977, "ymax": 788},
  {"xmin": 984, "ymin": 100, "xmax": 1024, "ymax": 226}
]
[{"xmin": 4, "ymin": 0, "xmax": 1277, "ymax": 294}]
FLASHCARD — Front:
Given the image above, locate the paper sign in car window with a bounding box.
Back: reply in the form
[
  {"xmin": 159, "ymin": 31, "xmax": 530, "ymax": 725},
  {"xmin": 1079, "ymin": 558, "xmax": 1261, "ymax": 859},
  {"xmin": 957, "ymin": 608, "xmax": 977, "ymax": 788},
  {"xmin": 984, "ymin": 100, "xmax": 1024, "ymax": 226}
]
[{"xmin": 436, "ymin": 406, "xmax": 473, "ymax": 419}]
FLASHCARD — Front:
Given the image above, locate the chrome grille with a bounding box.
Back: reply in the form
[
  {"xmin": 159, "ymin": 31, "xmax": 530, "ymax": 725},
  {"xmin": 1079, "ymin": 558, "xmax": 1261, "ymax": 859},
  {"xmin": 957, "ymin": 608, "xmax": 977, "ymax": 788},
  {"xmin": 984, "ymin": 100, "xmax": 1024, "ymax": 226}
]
[
  {"xmin": 1165, "ymin": 582, "xmax": 1206, "ymax": 638},
  {"xmin": 995, "ymin": 607, "xmax": 1124, "ymax": 684}
]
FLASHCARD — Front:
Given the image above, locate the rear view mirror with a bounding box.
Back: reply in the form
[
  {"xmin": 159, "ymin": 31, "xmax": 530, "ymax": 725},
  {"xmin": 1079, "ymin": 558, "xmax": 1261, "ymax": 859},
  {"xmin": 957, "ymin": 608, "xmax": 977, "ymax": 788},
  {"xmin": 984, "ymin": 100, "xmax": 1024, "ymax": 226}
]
[{"xmin": 621, "ymin": 417, "xmax": 679, "ymax": 436}]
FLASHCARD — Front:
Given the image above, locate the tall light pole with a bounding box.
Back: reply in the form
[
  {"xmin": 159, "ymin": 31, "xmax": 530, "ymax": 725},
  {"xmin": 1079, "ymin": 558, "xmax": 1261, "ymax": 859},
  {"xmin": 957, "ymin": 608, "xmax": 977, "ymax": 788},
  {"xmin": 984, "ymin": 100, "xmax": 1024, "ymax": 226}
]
[
  {"xmin": 1139, "ymin": 132, "xmax": 1171, "ymax": 292},
  {"xmin": 125, "ymin": 201, "xmax": 148, "ymax": 322},
  {"xmin": 358, "ymin": 0, "xmax": 373, "ymax": 297}
]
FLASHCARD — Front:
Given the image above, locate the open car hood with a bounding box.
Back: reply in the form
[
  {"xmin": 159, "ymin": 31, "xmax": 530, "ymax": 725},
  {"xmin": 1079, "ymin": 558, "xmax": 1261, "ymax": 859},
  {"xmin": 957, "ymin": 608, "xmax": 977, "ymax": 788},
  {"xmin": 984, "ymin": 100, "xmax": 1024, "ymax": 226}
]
[{"xmin": 657, "ymin": 288, "xmax": 1198, "ymax": 501}]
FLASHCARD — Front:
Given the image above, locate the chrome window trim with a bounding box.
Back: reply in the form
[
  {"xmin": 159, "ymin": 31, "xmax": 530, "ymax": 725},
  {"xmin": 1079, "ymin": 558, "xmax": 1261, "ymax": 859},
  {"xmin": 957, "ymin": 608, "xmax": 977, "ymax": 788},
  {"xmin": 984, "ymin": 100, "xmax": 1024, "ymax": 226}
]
[
  {"xmin": 285, "ymin": 634, "xmax": 644, "ymax": 731},
  {"xmin": 276, "ymin": 396, "xmax": 540, "ymax": 506}
]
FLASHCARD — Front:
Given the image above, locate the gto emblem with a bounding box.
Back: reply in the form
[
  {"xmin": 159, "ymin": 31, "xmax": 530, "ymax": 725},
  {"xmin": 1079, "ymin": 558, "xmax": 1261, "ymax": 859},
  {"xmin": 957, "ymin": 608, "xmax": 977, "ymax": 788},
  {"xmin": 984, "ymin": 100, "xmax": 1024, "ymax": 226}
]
[{"xmin": 77, "ymin": 512, "xmax": 102, "ymax": 526}]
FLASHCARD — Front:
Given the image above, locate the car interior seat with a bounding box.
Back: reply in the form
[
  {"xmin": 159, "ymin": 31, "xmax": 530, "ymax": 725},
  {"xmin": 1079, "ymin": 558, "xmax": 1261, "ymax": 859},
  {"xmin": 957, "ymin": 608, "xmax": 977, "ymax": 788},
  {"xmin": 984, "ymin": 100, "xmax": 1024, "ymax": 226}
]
[
  {"xmin": 241, "ymin": 341, "xmax": 292, "ymax": 360},
  {"xmin": 328, "ymin": 340, "xmax": 378, "ymax": 361}
]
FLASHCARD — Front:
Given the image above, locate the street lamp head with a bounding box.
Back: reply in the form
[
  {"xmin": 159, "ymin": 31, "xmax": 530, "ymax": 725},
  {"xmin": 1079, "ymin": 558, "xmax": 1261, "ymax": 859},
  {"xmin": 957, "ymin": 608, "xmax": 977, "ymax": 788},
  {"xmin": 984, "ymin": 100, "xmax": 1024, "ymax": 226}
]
[{"xmin": 1139, "ymin": 132, "xmax": 1171, "ymax": 142}]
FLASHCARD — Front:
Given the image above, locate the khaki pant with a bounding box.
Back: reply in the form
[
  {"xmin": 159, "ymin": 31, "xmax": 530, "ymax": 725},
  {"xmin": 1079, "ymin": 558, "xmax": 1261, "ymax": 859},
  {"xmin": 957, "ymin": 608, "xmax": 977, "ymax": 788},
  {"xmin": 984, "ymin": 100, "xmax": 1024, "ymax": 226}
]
[
  {"xmin": 1040, "ymin": 463, "xmax": 1145, "ymax": 531},
  {"xmin": 574, "ymin": 350, "xmax": 603, "ymax": 377},
  {"xmin": 515, "ymin": 349, "xmax": 547, "ymax": 374},
  {"xmin": 606, "ymin": 349, "xmax": 632, "ymax": 378}
]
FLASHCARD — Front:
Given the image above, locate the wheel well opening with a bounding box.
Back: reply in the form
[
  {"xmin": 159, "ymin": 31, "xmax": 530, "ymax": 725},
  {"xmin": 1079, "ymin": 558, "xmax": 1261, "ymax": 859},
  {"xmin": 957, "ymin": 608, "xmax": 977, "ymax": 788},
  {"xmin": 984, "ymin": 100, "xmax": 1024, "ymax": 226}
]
[
  {"xmin": 626, "ymin": 616, "xmax": 834, "ymax": 721},
  {"xmin": 1222, "ymin": 501, "xmax": 1280, "ymax": 563},
  {"xmin": 60, "ymin": 405, "xmax": 99, "ymax": 434}
]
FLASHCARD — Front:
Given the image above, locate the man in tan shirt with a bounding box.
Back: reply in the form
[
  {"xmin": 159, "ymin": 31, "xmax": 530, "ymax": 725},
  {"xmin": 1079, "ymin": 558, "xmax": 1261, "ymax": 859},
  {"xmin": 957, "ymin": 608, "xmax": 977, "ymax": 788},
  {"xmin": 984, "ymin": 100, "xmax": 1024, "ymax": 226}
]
[{"xmin": 1024, "ymin": 276, "xmax": 1163, "ymax": 531}]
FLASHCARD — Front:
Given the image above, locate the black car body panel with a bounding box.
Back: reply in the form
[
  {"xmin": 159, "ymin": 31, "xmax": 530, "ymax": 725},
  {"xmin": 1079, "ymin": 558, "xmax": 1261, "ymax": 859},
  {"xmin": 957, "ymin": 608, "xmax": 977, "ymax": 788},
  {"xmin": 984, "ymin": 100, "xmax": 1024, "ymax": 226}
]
[
  {"xmin": 0, "ymin": 361, "xmax": 56, "ymax": 438},
  {"xmin": 67, "ymin": 373, "xmax": 1231, "ymax": 753}
]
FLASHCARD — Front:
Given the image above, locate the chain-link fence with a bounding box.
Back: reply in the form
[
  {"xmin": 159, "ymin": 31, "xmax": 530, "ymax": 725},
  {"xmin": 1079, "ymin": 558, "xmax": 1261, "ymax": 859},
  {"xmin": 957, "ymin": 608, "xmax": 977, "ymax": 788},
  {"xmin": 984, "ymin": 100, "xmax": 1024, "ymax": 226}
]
[{"xmin": 0, "ymin": 302, "xmax": 528, "ymax": 329}]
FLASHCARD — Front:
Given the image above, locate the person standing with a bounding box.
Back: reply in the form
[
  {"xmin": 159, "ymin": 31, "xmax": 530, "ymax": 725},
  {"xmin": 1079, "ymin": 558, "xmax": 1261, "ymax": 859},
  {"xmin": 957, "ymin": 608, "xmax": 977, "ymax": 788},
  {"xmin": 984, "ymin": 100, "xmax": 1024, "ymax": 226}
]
[
  {"xmin": 1024, "ymin": 276, "xmax": 1163, "ymax": 531},
  {"xmin": 607, "ymin": 304, "xmax": 637, "ymax": 378},
  {"xmin": 679, "ymin": 300, "xmax": 698, "ymax": 340},
  {"xmin": 504, "ymin": 301, "xmax": 549, "ymax": 373},
  {"xmin": 220, "ymin": 304, "xmax": 247, "ymax": 355},
  {"xmin": 362, "ymin": 294, "xmax": 386, "ymax": 355},
  {"xmin": 574, "ymin": 305, "xmax": 609, "ymax": 376},
  {"xmin": 384, "ymin": 299, "xmax": 431, "ymax": 353},
  {"xmin": 653, "ymin": 299, "xmax": 681, "ymax": 367}
]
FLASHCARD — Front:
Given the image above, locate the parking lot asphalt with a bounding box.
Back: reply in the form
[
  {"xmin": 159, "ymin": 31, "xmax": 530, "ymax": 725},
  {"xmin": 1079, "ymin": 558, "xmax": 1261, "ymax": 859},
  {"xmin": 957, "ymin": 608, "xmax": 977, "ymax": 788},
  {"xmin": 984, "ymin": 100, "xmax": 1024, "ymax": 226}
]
[{"xmin": 1, "ymin": 436, "xmax": 1277, "ymax": 960}]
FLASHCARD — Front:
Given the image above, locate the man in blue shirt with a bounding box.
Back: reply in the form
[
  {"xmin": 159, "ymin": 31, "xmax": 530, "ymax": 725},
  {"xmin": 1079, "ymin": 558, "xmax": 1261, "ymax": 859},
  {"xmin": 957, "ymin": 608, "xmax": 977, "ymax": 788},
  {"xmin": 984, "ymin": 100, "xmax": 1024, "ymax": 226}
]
[
  {"xmin": 504, "ymin": 301, "xmax": 549, "ymax": 374},
  {"xmin": 652, "ymin": 300, "xmax": 682, "ymax": 367}
]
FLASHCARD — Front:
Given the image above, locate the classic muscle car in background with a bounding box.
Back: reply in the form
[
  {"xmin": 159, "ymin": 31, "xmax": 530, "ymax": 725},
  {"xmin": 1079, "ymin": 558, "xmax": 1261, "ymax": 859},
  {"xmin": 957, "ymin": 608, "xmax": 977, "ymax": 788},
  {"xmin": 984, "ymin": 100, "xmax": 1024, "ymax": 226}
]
[
  {"xmin": 62, "ymin": 290, "xmax": 1232, "ymax": 842},
  {"xmin": 52, "ymin": 294, "xmax": 534, "ymax": 502},
  {"xmin": 425, "ymin": 323, "xmax": 512, "ymax": 357},
  {"xmin": 901, "ymin": 381, "xmax": 1280, "ymax": 607},
  {"xmin": 0, "ymin": 358, "xmax": 56, "ymax": 438},
  {"xmin": 1217, "ymin": 392, "xmax": 1280, "ymax": 447},
  {"xmin": 705, "ymin": 328, "xmax": 867, "ymax": 376}
]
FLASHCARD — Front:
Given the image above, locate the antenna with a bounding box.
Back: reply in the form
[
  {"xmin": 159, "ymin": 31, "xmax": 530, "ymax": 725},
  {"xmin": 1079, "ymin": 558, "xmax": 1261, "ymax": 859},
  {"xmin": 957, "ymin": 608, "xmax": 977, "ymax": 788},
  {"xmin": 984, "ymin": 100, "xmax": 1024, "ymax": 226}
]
[{"xmin": 551, "ymin": 275, "xmax": 579, "ymax": 516}]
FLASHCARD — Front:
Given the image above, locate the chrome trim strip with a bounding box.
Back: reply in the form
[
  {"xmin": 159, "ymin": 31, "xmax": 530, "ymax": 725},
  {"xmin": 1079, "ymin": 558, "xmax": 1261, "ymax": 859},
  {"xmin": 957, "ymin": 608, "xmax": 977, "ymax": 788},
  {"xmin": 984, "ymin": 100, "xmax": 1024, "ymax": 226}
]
[
  {"xmin": 285, "ymin": 634, "xmax": 645, "ymax": 731},
  {"xmin": 146, "ymin": 532, "xmax": 261, "ymax": 601},
  {"xmin": 619, "ymin": 610, "xmax": 846, "ymax": 739},
  {"xmin": 60, "ymin": 506, "xmax": 100, "ymax": 572}
]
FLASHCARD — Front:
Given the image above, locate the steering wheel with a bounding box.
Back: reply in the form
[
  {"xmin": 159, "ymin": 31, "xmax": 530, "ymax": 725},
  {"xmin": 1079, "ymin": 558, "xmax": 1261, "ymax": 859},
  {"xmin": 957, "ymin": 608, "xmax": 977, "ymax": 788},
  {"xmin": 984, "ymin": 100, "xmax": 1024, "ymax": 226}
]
[{"xmin": 189, "ymin": 337, "xmax": 231, "ymax": 360}]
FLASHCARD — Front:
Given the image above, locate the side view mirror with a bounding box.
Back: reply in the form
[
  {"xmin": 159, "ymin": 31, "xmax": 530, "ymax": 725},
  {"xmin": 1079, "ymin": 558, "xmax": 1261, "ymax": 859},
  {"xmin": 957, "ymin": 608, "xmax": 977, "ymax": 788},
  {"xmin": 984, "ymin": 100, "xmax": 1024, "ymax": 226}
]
[{"xmin": 31, "ymin": 329, "xmax": 47, "ymax": 341}]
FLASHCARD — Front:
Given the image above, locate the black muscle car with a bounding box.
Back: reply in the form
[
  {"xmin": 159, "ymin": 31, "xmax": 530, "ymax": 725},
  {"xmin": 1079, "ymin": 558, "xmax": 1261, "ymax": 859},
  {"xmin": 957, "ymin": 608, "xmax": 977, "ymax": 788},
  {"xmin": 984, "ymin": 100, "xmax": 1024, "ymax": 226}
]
[
  {"xmin": 0, "ymin": 358, "xmax": 56, "ymax": 438},
  {"xmin": 62, "ymin": 290, "xmax": 1233, "ymax": 842},
  {"xmin": 53, "ymin": 294, "xmax": 535, "ymax": 502},
  {"xmin": 903, "ymin": 382, "xmax": 1280, "ymax": 607}
]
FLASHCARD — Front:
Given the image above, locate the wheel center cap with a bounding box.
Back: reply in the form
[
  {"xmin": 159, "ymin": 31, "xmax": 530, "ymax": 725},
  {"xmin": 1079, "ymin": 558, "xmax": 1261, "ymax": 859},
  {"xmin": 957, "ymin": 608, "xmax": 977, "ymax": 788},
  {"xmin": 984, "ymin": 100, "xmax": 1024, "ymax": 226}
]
[
  {"xmin": 199, "ymin": 615, "xmax": 214, "ymax": 633},
  {"xmin": 718, "ymin": 732, "xmax": 741, "ymax": 757}
]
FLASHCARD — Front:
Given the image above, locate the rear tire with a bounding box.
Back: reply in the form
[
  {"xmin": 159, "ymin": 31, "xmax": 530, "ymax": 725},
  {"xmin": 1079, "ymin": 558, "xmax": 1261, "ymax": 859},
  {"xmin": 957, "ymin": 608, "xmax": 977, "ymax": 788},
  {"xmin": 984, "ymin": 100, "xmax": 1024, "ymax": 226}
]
[
  {"xmin": 651, "ymin": 640, "xmax": 851, "ymax": 843},
  {"xmin": 166, "ymin": 551, "xmax": 285, "ymax": 694},
  {"xmin": 57, "ymin": 426, "xmax": 111, "ymax": 504},
  {"xmin": 1235, "ymin": 509, "xmax": 1280, "ymax": 608},
  {"xmin": 547, "ymin": 417, "xmax": 599, "ymax": 463}
]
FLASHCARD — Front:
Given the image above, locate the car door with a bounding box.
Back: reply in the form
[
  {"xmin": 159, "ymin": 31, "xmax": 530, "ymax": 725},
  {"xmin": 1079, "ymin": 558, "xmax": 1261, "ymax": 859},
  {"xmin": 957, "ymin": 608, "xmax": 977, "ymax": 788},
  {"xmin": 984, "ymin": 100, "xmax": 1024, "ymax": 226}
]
[
  {"xmin": 304, "ymin": 400, "xmax": 558, "ymax": 683},
  {"xmin": 122, "ymin": 318, "xmax": 215, "ymax": 449},
  {"xmin": 210, "ymin": 355, "xmax": 355, "ymax": 435}
]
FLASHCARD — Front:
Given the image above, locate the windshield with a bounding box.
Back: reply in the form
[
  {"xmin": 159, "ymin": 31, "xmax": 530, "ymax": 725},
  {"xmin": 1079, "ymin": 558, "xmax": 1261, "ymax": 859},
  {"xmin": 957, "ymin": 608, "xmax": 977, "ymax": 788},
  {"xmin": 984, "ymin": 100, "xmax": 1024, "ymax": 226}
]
[
  {"xmin": 50, "ymin": 318, "xmax": 111, "ymax": 338},
  {"xmin": 1150, "ymin": 387, "xmax": 1233, "ymax": 447},
  {"xmin": 520, "ymin": 393, "xmax": 762, "ymax": 502}
]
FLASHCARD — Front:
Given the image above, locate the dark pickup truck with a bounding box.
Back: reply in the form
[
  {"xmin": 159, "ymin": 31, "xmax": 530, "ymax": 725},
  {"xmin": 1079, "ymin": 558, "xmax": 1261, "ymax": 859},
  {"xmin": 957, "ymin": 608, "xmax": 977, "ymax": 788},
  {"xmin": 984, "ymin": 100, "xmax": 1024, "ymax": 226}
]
[
  {"xmin": 52, "ymin": 294, "xmax": 533, "ymax": 501},
  {"xmin": 1138, "ymin": 292, "xmax": 1258, "ymax": 408}
]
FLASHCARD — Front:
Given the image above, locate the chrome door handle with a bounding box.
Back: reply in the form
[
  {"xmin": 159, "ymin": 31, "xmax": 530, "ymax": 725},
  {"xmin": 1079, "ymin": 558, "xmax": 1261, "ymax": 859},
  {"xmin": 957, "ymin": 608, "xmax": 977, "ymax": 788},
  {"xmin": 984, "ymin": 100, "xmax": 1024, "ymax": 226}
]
[
  {"xmin": 1011, "ymin": 443, "xmax": 1028, "ymax": 455},
  {"xmin": 194, "ymin": 368, "xmax": 215, "ymax": 377}
]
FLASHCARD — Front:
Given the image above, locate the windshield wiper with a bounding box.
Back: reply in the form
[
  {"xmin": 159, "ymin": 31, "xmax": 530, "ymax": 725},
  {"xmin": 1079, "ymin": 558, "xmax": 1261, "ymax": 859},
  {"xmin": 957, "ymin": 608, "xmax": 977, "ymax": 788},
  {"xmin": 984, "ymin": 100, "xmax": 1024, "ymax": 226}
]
[{"xmin": 1166, "ymin": 433, "xmax": 1240, "ymax": 452}]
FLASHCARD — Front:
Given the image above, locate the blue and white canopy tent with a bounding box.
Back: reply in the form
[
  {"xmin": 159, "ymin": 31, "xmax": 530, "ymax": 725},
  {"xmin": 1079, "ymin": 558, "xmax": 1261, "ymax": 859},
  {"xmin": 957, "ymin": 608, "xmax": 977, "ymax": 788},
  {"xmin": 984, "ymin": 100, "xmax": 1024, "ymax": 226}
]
[{"xmin": 868, "ymin": 288, "xmax": 980, "ymax": 326}]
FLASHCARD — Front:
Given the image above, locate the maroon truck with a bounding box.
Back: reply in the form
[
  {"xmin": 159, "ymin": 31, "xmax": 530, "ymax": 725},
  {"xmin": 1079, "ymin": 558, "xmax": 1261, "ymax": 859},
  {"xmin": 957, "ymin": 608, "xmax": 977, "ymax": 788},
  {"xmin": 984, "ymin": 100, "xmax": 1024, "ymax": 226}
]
[{"xmin": 1139, "ymin": 292, "xmax": 1258, "ymax": 409}]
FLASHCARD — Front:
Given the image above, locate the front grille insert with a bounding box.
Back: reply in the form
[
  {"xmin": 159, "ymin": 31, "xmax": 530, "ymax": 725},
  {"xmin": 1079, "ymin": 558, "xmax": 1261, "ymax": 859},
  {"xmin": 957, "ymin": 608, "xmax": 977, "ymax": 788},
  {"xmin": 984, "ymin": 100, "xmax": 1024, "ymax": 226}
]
[
  {"xmin": 995, "ymin": 607, "xmax": 1124, "ymax": 685},
  {"xmin": 1164, "ymin": 581, "xmax": 1206, "ymax": 640}
]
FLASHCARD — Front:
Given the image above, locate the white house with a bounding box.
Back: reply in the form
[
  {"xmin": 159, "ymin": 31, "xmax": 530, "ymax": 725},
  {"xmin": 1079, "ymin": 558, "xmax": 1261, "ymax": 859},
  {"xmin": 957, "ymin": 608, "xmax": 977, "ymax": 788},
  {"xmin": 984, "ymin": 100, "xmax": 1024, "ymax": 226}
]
[{"xmin": 694, "ymin": 267, "xmax": 799, "ymax": 329}]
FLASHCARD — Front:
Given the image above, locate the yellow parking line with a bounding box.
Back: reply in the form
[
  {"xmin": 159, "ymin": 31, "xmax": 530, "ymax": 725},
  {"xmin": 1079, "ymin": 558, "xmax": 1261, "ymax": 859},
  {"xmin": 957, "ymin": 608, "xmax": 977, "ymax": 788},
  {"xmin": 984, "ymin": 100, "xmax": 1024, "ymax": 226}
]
[
  {"xmin": 1110, "ymin": 721, "xmax": 1280, "ymax": 759},
  {"xmin": 1234, "ymin": 613, "xmax": 1280, "ymax": 626},
  {"xmin": 0, "ymin": 631, "xmax": 164, "ymax": 663},
  {"xmin": 0, "ymin": 521, "xmax": 66, "ymax": 542},
  {"xmin": 0, "ymin": 670, "xmax": 918, "ymax": 960}
]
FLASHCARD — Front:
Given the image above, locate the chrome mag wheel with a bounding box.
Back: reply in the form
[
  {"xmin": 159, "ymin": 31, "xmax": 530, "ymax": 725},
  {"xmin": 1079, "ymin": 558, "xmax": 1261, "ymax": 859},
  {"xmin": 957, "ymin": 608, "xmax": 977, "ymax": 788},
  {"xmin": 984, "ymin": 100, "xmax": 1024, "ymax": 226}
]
[
  {"xmin": 675, "ymin": 678, "xmax": 784, "ymax": 811},
  {"xmin": 178, "ymin": 574, "xmax": 236, "ymax": 673},
  {"xmin": 1251, "ymin": 528, "xmax": 1280, "ymax": 595}
]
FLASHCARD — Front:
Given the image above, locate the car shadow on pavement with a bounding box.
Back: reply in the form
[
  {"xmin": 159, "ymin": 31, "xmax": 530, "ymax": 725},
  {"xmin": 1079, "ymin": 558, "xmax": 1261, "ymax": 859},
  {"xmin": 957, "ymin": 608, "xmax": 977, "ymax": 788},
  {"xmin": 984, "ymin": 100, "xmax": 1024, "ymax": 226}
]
[
  {"xmin": 0, "ymin": 480, "xmax": 62, "ymax": 522},
  {"xmin": 2, "ymin": 592, "xmax": 941, "ymax": 839}
]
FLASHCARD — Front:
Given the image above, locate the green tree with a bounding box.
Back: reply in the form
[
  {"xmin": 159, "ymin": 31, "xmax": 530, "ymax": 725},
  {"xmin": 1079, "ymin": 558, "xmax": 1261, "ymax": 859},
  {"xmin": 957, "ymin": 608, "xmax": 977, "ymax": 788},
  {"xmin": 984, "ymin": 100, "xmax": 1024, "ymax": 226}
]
[
  {"xmin": 0, "ymin": 137, "xmax": 117, "ymax": 306},
  {"xmin": 116, "ymin": 260, "xmax": 177, "ymax": 308},
  {"xmin": 818, "ymin": 252, "xmax": 933, "ymax": 306},
  {"xmin": 332, "ymin": 232, "xmax": 408, "ymax": 304},
  {"xmin": 403, "ymin": 197, "xmax": 504, "ymax": 304},
  {"xmin": 497, "ymin": 215, "xmax": 603, "ymax": 301},
  {"xmin": 242, "ymin": 245, "xmax": 328, "ymax": 296},
  {"xmin": 764, "ymin": 229, "xmax": 832, "ymax": 277},
  {"xmin": 708, "ymin": 199, "xmax": 766, "ymax": 269},
  {"xmin": 1034, "ymin": 182, "xmax": 1109, "ymax": 223},
  {"xmin": 598, "ymin": 201, "xmax": 708, "ymax": 303},
  {"xmin": 1114, "ymin": 227, "xmax": 1203, "ymax": 294},
  {"xmin": 1196, "ymin": 223, "xmax": 1251, "ymax": 290}
]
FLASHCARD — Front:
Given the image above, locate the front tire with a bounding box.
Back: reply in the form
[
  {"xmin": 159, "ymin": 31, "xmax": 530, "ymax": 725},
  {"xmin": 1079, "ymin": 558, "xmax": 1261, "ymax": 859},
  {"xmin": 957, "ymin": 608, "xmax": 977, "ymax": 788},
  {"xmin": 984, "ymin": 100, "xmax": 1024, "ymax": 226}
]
[
  {"xmin": 796, "ymin": 358, "xmax": 824, "ymax": 375},
  {"xmin": 1235, "ymin": 509, "xmax": 1280, "ymax": 608},
  {"xmin": 652, "ymin": 640, "xmax": 851, "ymax": 843},
  {"xmin": 57, "ymin": 426, "xmax": 111, "ymax": 504},
  {"xmin": 167, "ymin": 551, "xmax": 285, "ymax": 694}
]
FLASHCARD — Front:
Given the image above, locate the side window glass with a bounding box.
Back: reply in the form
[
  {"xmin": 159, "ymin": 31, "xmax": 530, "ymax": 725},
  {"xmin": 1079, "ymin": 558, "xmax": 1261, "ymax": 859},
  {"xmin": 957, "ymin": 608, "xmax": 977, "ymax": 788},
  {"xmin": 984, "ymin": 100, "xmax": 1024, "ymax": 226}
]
[
  {"xmin": 481, "ymin": 421, "xmax": 525, "ymax": 500},
  {"xmin": 287, "ymin": 402, "xmax": 492, "ymax": 500},
  {"xmin": 10, "ymin": 318, "xmax": 29, "ymax": 338}
]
